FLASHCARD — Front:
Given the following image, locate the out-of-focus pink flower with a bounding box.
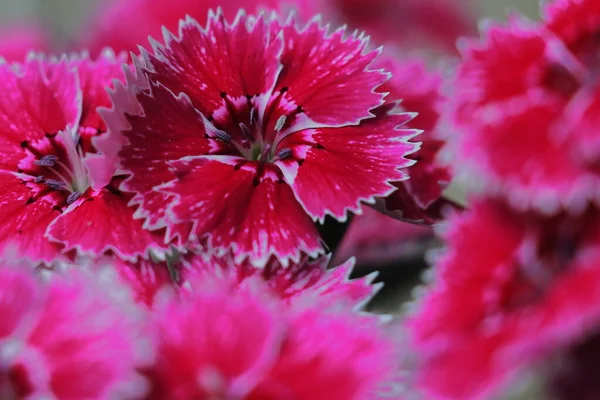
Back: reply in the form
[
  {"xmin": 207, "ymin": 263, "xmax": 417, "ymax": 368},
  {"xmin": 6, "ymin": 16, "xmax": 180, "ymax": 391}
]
[
  {"xmin": 0, "ymin": 265, "xmax": 149, "ymax": 399},
  {"xmin": 145, "ymin": 273, "xmax": 399, "ymax": 399},
  {"xmin": 0, "ymin": 24, "xmax": 50, "ymax": 62},
  {"xmin": 0, "ymin": 53, "xmax": 169, "ymax": 264},
  {"xmin": 449, "ymin": 1, "xmax": 600, "ymax": 212},
  {"xmin": 366, "ymin": 54, "xmax": 453, "ymax": 224},
  {"xmin": 336, "ymin": 207, "xmax": 434, "ymax": 267},
  {"xmin": 409, "ymin": 199, "xmax": 600, "ymax": 399},
  {"xmin": 82, "ymin": 0, "xmax": 290, "ymax": 55},
  {"xmin": 308, "ymin": 0, "xmax": 478, "ymax": 53},
  {"xmin": 105, "ymin": 11, "xmax": 418, "ymax": 267},
  {"xmin": 379, "ymin": 56, "xmax": 449, "ymax": 209},
  {"xmin": 105, "ymin": 256, "xmax": 175, "ymax": 307},
  {"xmin": 247, "ymin": 306, "xmax": 398, "ymax": 399},
  {"xmin": 182, "ymin": 253, "xmax": 380, "ymax": 309}
]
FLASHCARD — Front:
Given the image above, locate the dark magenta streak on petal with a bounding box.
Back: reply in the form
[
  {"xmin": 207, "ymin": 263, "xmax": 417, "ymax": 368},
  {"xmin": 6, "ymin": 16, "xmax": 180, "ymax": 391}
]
[
  {"xmin": 0, "ymin": 171, "xmax": 63, "ymax": 263},
  {"xmin": 278, "ymin": 113, "xmax": 417, "ymax": 221},
  {"xmin": 165, "ymin": 158, "xmax": 323, "ymax": 265},
  {"xmin": 269, "ymin": 19, "xmax": 387, "ymax": 128},
  {"xmin": 119, "ymin": 82, "xmax": 215, "ymax": 196},
  {"xmin": 46, "ymin": 187, "xmax": 167, "ymax": 261},
  {"xmin": 0, "ymin": 60, "xmax": 80, "ymax": 172},
  {"xmin": 146, "ymin": 13, "xmax": 283, "ymax": 117}
]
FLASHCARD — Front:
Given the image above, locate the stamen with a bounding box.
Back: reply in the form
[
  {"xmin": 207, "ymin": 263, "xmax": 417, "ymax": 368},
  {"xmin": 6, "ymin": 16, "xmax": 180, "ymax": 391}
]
[
  {"xmin": 34, "ymin": 155, "xmax": 58, "ymax": 167},
  {"xmin": 34, "ymin": 175, "xmax": 44, "ymax": 183},
  {"xmin": 45, "ymin": 179, "xmax": 67, "ymax": 191},
  {"xmin": 239, "ymin": 123, "xmax": 254, "ymax": 141},
  {"xmin": 213, "ymin": 130, "xmax": 232, "ymax": 143},
  {"xmin": 66, "ymin": 191, "xmax": 82, "ymax": 205},
  {"xmin": 276, "ymin": 148, "xmax": 292, "ymax": 160},
  {"xmin": 274, "ymin": 115, "xmax": 287, "ymax": 132},
  {"xmin": 249, "ymin": 107, "xmax": 256, "ymax": 126}
]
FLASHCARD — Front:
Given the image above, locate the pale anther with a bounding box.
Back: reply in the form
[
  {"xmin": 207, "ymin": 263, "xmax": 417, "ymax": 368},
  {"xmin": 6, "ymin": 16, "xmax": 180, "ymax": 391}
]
[
  {"xmin": 274, "ymin": 115, "xmax": 287, "ymax": 132},
  {"xmin": 249, "ymin": 107, "xmax": 256, "ymax": 126},
  {"xmin": 239, "ymin": 123, "xmax": 254, "ymax": 141}
]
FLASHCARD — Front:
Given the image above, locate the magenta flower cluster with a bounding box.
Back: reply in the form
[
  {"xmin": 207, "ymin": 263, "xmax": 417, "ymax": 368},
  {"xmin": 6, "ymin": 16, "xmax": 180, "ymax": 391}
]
[{"xmin": 5, "ymin": 0, "xmax": 600, "ymax": 399}]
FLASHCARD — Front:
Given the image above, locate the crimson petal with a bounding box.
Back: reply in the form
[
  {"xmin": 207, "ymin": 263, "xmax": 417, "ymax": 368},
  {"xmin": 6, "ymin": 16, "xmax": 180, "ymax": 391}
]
[
  {"xmin": 164, "ymin": 157, "xmax": 323, "ymax": 266},
  {"xmin": 0, "ymin": 59, "xmax": 80, "ymax": 172},
  {"xmin": 0, "ymin": 171, "xmax": 64, "ymax": 264},
  {"xmin": 277, "ymin": 113, "xmax": 418, "ymax": 222},
  {"xmin": 46, "ymin": 186, "xmax": 168, "ymax": 262},
  {"xmin": 267, "ymin": 16, "xmax": 388, "ymax": 132},
  {"xmin": 145, "ymin": 11, "xmax": 283, "ymax": 118}
]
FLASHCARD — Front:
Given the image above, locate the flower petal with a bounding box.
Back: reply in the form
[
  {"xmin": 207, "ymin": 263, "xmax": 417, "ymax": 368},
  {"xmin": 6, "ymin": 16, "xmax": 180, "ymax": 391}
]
[
  {"xmin": 302, "ymin": 257, "xmax": 381, "ymax": 309},
  {"xmin": 144, "ymin": 11, "xmax": 283, "ymax": 118},
  {"xmin": 0, "ymin": 171, "xmax": 64, "ymax": 264},
  {"xmin": 402, "ymin": 141, "xmax": 451, "ymax": 209},
  {"xmin": 335, "ymin": 206, "xmax": 434, "ymax": 267},
  {"xmin": 409, "ymin": 199, "xmax": 600, "ymax": 399},
  {"xmin": 0, "ymin": 266, "xmax": 40, "ymax": 339},
  {"xmin": 165, "ymin": 157, "xmax": 323, "ymax": 266},
  {"xmin": 82, "ymin": 0, "xmax": 286, "ymax": 55},
  {"xmin": 46, "ymin": 184, "xmax": 168, "ymax": 262},
  {"xmin": 75, "ymin": 51, "xmax": 128, "ymax": 136},
  {"xmin": 148, "ymin": 275, "xmax": 285, "ymax": 398},
  {"xmin": 0, "ymin": 59, "xmax": 80, "ymax": 172},
  {"xmin": 23, "ymin": 269, "xmax": 150, "ymax": 399},
  {"xmin": 374, "ymin": 54, "xmax": 450, "ymax": 209},
  {"xmin": 267, "ymin": 16, "xmax": 388, "ymax": 132},
  {"xmin": 183, "ymin": 253, "xmax": 378, "ymax": 309},
  {"xmin": 276, "ymin": 113, "xmax": 418, "ymax": 222},
  {"xmin": 249, "ymin": 307, "xmax": 399, "ymax": 399},
  {"xmin": 116, "ymin": 81, "xmax": 215, "ymax": 211},
  {"xmin": 73, "ymin": 51, "xmax": 129, "ymax": 189}
]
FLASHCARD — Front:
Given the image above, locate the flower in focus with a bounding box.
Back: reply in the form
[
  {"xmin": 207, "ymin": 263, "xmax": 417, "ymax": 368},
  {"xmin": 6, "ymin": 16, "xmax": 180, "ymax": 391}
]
[
  {"xmin": 0, "ymin": 264, "xmax": 149, "ymax": 399},
  {"xmin": 450, "ymin": 0, "xmax": 600, "ymax": 212},
  {"xmin": 106, "ymin": 11, "xmax": 418, "ymax": 266},
  {"xmin": 409, "ymin": 199, "xmax": 600, "ymax": 399},
  {"xmin": 0, "ymin": 53, "xmax": 168, "ymax": 264},
  {"xmin": 144, "ymin": 272, "xmax": 399, "ymax": 399},
  {"xmin": 81, "ymin": 0, "xmax": 292, "ymax": 55}
]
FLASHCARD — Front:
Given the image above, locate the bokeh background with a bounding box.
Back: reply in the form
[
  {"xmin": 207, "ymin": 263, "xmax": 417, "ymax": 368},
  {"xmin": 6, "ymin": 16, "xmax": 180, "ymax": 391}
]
[{"xmin": 0, "ymin": 0, "xmax": 542, "ymax": 43}]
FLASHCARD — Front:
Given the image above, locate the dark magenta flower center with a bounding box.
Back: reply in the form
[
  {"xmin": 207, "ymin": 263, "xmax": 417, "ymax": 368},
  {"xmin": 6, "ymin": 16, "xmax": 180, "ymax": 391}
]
[
  {"xmin": 208, "ymin": 88, "xmax": 302, "ymax": 164},
  {"xmin": 19, "ymin": 131, "xmax": 90, "ymax": 204}
]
